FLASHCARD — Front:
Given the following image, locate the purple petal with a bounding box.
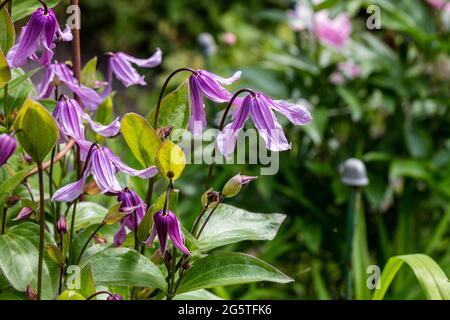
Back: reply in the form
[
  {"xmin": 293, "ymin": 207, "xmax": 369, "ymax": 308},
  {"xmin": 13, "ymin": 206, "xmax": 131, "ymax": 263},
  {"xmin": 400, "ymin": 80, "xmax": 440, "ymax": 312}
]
[
  {"xmin": 113, "ymin": 226, "xmax": 127, "ymax": 247},
  {"xmin": 81, "ymin": 113, "xmax": 121, "ymax": 137},
  {"xmin": 196, "ymin": 70, "xmax": 234, "ymax": 103},
  {"xmin": 118, "ymin": 48, "xmax": 162, "ymax": 68},
  {"xmin": 110, "ymin": 54, "xmax": 146, "ymax": 87},
  {"xmin": 167, "ymin": 212, "xmax": 191, "ymax": 256},
  {"xmin": 105, "ymin": 148, "xmax": 158, "ymax": 179},
  {"xmin": 57, "ymin": 25, "xmax": 73, "ymax": 41},
  {"xmin": 37, "ymin": 64, "xmax": 57, "ymax": 99},
  {"xmin": 145, "ymin": 225, "xmax": 157, "ymax": 247},
  {"xmin": 217, "ymin": 95, "xmax": 252, "ymax": 156},
  {"xmin": 52, "ymin": 175, "xmax": 87, "ymax": 202},
  {"xmin": 250, "ymin": 96, "xmax": 291, "ymax": 152},
  {"xmin": 91, "ymin": 148, "xmax": 122, "ymax": 194},
  {"xmin": 188, "ymin": 76, "xmax": 207, "ymax": 135},
  {"xmin": 259, "ymin": 94, "xmax": 312, "ymax": 126},
  {"xmin": 199, "ymin": 70, "xmax": 241, "ymax": 85},
  {"xmin": 154, "ymin": 212, "xmax": 169, "ymax": 255},
  {"xmin": 0, "ymin": 134, "xmax": 17, "ymax": 167}
]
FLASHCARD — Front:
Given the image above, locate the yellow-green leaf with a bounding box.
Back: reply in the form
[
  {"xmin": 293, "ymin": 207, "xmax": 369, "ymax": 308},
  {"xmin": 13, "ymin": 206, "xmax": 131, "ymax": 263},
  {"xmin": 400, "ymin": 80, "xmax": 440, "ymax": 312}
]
[
  {"xmin": 57, "ymin": 290, "xmax": 86, "ymax": 300},
  {"xmin": 0, "ymin": 49, "xmax": 11, "ymax": 88},
  {"xmin": 155, "ymin": 140, "xmax": 186, "ymax": 180},
  {"xmin": 14, "ymin": 98, "xmax": 59, "ymax": 163},
  {"xmin": 80, "ymin": 57, "xmax": 98, "ymax": 88},
  {"xmin": 0, "ymin": 7, "xmax": 14, "ymax": 54},
  {"xmin": 121, "ymin": 113, "xmax": 161, "ymax": 168},
  {"xmin": 103, "ymin": 203, "xmax": 127, "ymax": 225},
  {"xmin": 47, "ymin": 244, "xmax": 65, "ymax": 266}
]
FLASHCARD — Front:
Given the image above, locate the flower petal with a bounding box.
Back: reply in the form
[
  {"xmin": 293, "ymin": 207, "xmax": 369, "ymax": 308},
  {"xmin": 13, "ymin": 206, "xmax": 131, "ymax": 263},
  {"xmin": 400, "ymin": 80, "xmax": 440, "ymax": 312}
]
[{"xmin": 118, "ymin": 48, "xmax": 162, "ymax": 68}]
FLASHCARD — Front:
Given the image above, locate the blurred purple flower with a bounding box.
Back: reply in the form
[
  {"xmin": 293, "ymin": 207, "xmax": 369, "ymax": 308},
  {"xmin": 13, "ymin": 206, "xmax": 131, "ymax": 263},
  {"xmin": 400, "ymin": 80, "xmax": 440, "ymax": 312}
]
[
  {"xmin": 13, "ymin": 207, "xmax": 33, "ymax": 221},
  {"xmin": 188, "ymin": 69, "xmax": 241, "ymax": 135},
  {"xmin": 107, "ymin": 294, "xmax": 123, "ymax": 301},
  {"xmin": 113, "ymin": 188, "xmax": 147, "ymax": 247},
  {"xmin": 7, "ymin": 8, "xmax": 72, "ymax": 68},
  {"xmin": 287, "ymin": 3, "xmax": 314, "ymax": 31},
  {"xmin": 146, "ymin": 210, "xmax": 191, "ymax": 256},
  {"xmin": 0, "ymin": 134, "xmax": 16, "ymax": 168},
  {"xmin": 329, "ymin": 61, "xmax": 361, "ymax": 85},
  {"xmin": 52, "ymin": 95, "xmax": 120, "ymax": 143},
  {"xmin": 103, "ymin": 49, "xmax": 162, "ymax": 97},
  {"xmin": 314, "ymin": 11, "xmax": 352, "ymax": 49},
  {"xmin": 38, "ymin": 63, "xmax": 102, "ymax": 111},
  {"xmin": 220, "ymin": 32, "xmax": 237, "ymax": 45},
  {"xmin": 52, "ymin": 144, "xmax": 158, "ymax": 202},
  {"xmin": 426, "ymin": 0, "xmax": 449, "ymax": 9},
  {"xmin": 217, "ymin": 93, "xmax": 312, "ymax": 156}
]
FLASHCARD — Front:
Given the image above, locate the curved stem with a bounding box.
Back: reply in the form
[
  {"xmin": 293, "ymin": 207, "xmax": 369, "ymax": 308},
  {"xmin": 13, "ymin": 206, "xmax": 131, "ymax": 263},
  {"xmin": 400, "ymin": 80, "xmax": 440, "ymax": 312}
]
[
  {"xmin": 205, "ymin": 88, "xmax": 256, "ymax": 190},
  {"xmin": 86, "ymin": 291, "xmax": 114, "ymax": 300},
  {"xmin": 38, "ymin": 0, "xmax": 48, "ymax": 14},
  {"xmin": 153, "ymin": 68, "xmax": 197, "ymax": 128},
  {"xmin": 76, "ymin": 223, "xmax": 105, "ymax": 265},
  {"xmin": 1, "ymin": 207, "xmax": 7, "ymax": 234},
  {"xmin": 0, "ymin": 0, "xmax": 12, "ymax": 12},
  {"xmin": 36, "ymin": 162, "xmax": 45, "ymax": 300},
  {"xmin": 195, "ymin": 196, "xmax": 224, "ymax": 240}
]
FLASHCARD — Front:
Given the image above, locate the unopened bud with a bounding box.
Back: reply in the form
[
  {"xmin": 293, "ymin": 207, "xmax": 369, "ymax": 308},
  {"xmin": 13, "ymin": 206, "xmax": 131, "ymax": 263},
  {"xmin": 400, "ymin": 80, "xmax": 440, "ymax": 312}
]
[
  {"xmin": 157, "ymin": 126, "xmax": 173, "ymax": 141},
  {"xmin": 26, "ymin": 284, "xmax": 37, "ymax": 300},
  {"xmin": 201, "ymin": 189, "xmax": 220, "ymax": 208},
  {"xmin": 107, "ymin": 293, "xmax": 123, "ymax": 301},
  {"xmin": 6, "ymin": 195, "xmax": 21, "ymax": 207},
  {"xmin": 222, "ymin": 174, "xmax": 257, "ymax": 198},
  {"xmin": 182, "ymin": 260, "xmax": 191, "ymax": 270},
  {"xmin": 57, "ymin": 216, "xmax": 68, "ymax": 234},
  {"xmin": 13, "ymin": 207, "xmax": 33, "ymax": 221}
]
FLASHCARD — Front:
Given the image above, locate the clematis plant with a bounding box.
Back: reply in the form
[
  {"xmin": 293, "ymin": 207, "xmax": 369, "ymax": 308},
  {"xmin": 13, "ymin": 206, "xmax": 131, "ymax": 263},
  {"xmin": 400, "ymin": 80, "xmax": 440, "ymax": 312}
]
[{"xmin": 0, "ymin": 0, "xmax": 303, "ymax": 301}]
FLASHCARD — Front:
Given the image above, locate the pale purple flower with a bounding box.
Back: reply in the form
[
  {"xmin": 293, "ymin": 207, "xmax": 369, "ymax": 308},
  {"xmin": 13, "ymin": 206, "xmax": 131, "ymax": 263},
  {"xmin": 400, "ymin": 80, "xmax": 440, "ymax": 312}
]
[
  {"xmin": 217, "ymin": 93, "xmax": 312, "ymax": 156},
  {"xmin": 426, "ymin": 0, "xmax": 448, "ymax": 9},
  {"xmin": 107, "ymin": 294, "xmax": 123, "ymax": 301},
  {"xmin": 287, "ymin": 3, "xmax": 314, "ymax": 31},
  {"xmin": 52, "ymin": 144, "xmax": 158, "ymax": 202},
  {"xmin": 329, "ymin": 61, "xmax": 361, "ymax": 85},
  {"xmin": 13, "ymin": 207, "xmax": 33, "ymax": 221},
  {"xmin": 57, "ymin": 216, "xmax": 68, "ymax": 234},
  {"xmin": 314, "ymin": 11, "xmax": 352, "ymax": 49},
  {"xmin": 0, "ymin": 134, "xmax": 16, "ymax": 167},
  {"xmin": 146, "ymin": 210, "xmax": 191, "ymax": 256},
  {"xmin": 52, "ymin": 95, "xmax": 120, "ymax": 143},
  {"xmin": 38, "ymin": 63, "xmax": 102, "ymax": 111},
  {"xmin": 103, "ymin": 49, "xmax": 162, "ymax": 97},
  {"xmin": 7, "ymin": 8, "xmax": 72, "ymax": 68},
  {"xmin": 189, "ymin": 69, "xmax": 241, "ymax": 135},
  {"xmin": 113, "ymin": 188, "xmax": 147, "ymax": 247}
]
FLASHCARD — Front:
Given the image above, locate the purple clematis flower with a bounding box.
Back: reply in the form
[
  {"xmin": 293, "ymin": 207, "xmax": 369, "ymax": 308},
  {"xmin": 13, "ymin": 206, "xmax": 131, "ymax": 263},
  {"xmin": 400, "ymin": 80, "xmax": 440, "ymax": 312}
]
[
  {"xmin": 102, "ymin": 49, "xmax": 162, "ymax": 97},
  {"xmin": 188, "ymin": 69, "xmax": 241, "ymax": 135},
  {"xmin": 52, "ymin": 95, "xmax": 120, "ymax": 143},
  {"xmin": 52, "ymin": 144, "xmax": 158, "ymax": 202},
  {"xmin": 13, "ymin": 207, "xmax": 33, "ymax": 221},
  {"xmin": 0, "ymin": 134, "xmax": 17, "ymax": 168},
  {"xmin": 217, "ymin": 92, "xmax": 312, "ymax": 156},
  {"xmin": 38, "ymin": 62, "xmax": 102, "ymax": 111},
  {"xmin": 146, "ymin": 210, "xmax": 191, "ymax": 256},
  {"xmin": 57, "ymin": 216, "xmax": 68, "ymax": 234},
  {"xmin": 7, "ymin": 7, "xmax": 72, "ymax": 68},
  {"xmin": 314, "ymin": 10, "xmax": 352, "ymax": 49},
  {"xmin": 113, "ymin": 188, "xmax": 147, "ymax": 247}
]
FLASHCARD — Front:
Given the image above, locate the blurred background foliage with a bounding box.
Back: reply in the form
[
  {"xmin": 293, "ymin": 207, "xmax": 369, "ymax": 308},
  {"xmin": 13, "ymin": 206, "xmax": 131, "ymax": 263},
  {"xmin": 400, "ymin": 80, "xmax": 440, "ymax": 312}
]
[{"xmin": 50, "ymin": 0, "xmax": 450, "ymax": 299}]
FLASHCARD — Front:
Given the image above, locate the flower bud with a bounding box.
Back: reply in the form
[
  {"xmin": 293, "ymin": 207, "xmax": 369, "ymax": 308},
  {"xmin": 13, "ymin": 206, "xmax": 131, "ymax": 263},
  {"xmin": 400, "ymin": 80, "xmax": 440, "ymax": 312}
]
[
  {"xmin": 107, "ymin": 293, "xmax": 123, "ymax": 301},
  {"xmin": 57, "ymin": 216, "xmax": 68, "ymax": 234},
  {"xmin": 222, "ymin": 174, "xmax": 257, "ymax": 198},
  {"xmin": 157, "ymin": 125, "xmax": 174, "ymax": 141},
  {"xmin": 26, "ymin": 284, "xmax": 37, "ymax": 300},
  {"xmin": 201, "ymin": 189, "xmax": 220, "ymax": 208},
  {"xmin": 0, "ymin": 134, "xmax": 17, "ymax": 168},
  {"xmin": 13, "ymin": 207, "xmax": 33, "ymax": 221},
  {"xmin": 6, "ymin": 195, "xmax": 21, "ymax": 207},
  {"xmin": 182, "ymin": 260, "xmax": 191, "ymax": 270}
]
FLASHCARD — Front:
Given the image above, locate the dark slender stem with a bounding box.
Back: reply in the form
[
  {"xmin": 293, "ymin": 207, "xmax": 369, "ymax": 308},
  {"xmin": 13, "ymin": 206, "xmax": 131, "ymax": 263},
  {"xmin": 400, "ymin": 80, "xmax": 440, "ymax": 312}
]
[
  {"xmin": 190, "ymin": 205, "xmax": 208, "ymax": 235},
  {"xmin": 49, "ymin": 146, "xmax": 57, "ymax": 238},
  {"xmin": 205, "ymin": 88, "xmax": 256, "ymax": 190},
  {"xmin": 7, "ymin": 0, "xmax": 11, "ymax": 13},
  {"xmin": 38, "ymin": 0, "xmax": 48, "ymax": 14},
  {"xmin": 134, "ymin": 211, "xmax": 139, "ymax": 251},
  {"xmin": 37, "ymin": 162, "xmax": 46, "ymax": 300},
  {"xmin": 3, "ymin": 84, "xmax": 9, "ymax": 129},
  {"xmin": 345, "ymin": 187, "xmax": 358, "ymax": 300},
  {"xmin": 70, "ymin": 0, "xmax": 81, "ymax": 97},
  {"xmin": 76, "ymin": 223, "xmax": 105, "ymax": 265},
  {"xmin": 153, "ymin": 68, "xmax": 197, "ymax": 128},
  {"xmin": 145, "ymin": 178, "xmax": 154, "ymax": 208},
  {"xmin": 68, "ymin": 200, "xmax": 77, "ymax": 262},
  {"xmin": 58, "ymin": 235, "xmax": 64, "ymax": 294},
  {"xmin": 86, "ymin": 291, "xmax": 114, "ymax": 300},
  {"xmin": 22, "ymin": 181, "xmax": 35, "ymax": 202},
  {"xmin": 196, "ymin": 196, "xmax": 224, "ymax": 239},
  {"xmin": 0, "ymin": 0, "xmax": 12, "ymax": 12},
  {"xmin": 1, "ymin": 207, "xmax": 7, "ymax": 234}
]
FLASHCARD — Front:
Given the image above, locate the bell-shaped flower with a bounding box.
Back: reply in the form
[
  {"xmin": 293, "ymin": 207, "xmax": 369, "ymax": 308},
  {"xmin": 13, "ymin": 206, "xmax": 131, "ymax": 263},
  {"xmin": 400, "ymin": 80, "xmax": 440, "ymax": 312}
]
[
  {"xmin": 7, "ymin": 7, "xmax": 72, "ymax": 68},
  {"xmin": 217, "ymin": 92, "xmax": 312, "ymax": 156},
  {"xmin": 38, "ymin": 63, "xmax": 102, "ymax": 111},
  {"xmin": 0, "ymin": 134, "xmax": 17, "ymax": 168},
  {"xmin": 52, "ymin": 144, "xmax": 158, "ymax": 202},
  {"xmin": 13, "ymin": 207, "xmax": 33, "ymax": 221},
  {"xmin": 113, "ymin": 188, "xmax": 147, "ymax": 247},
  {"xmin": 146, "ymin": 210, "xmax": 191, "ymax": 256},
  {"xmin": 57, "ymin": 216, "xmax": 68, "ymax": 234},
  {"xmin": 188, "ymin": 69, "xmax": 241, "ymax": 135},
  {"xmin": 52, "ymin": 95, "xmax": 120, "ymax": 143},
  {"xmin": 102, "ymin": 49, "xmax": 162, "ymax": 97}
]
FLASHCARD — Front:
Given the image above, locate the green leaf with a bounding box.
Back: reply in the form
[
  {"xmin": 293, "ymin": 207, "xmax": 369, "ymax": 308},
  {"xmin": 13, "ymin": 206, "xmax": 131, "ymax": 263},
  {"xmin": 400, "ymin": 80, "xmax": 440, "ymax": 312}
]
[
  {"xmin": 137, "ymin": 208, "xmax": 153, "ymax": 244},
  {"xmin": 102, "ymin": 203, "xmax": 127, "ymax": 225},
  {"xmin": 82, "ymin": 247, "xmax": 167, "ymax": 292},
  {"xmin": 336, "ymin": 87, "xmax": 363, "ymax": 122},
  {"xmin": 121, "ymin": 113, "xmax": 161, "ymax": 167},
  {"xmin": 12, "ymin": 0, "xmax": 60, "ymax": 21},
  {"xmin": 389, "ymin": 159, "xmax": 430, "ymax": 181},
  {"xmin": 177, "ymin": 252, "xmax": 293, "ymax": 294},
  {"xmin": 174, "ymin": 289, "xmax": 224, "ymax": 300},
  {"xmin": 0, "ymin": 166, "xmax": 34, "ymax": 208},
  {"xmin": 149, "ymin": 81, "xmax": 190, "ymax": 130},
  {"xmin": 66, "ymin": 202, "xmax": 108, "ymax": 231},
  {"xmin": 95, "ymin": 93, "xmax": 114, "ymax": 124},
  {"xmin": 57, "ymin": 290, "xmax": 86, "ymax": 300},
  {"xmin": 80, "ymin": 57, "xmax": 98, "ymax": 88},
  {"xmin": 373, "ymin": 254, "xmax": 450, "ymax": 300},
  {"xmin": 155, "ymin": 140, "xmax": 186, "ymax": 180},
  {"xmin": 0, "ymin": 7, "xmax": 14, "ymax": 54},
  {"xmin": 76, "ymin": 264, "xmax": 97, "ymax": 300},
  {"xmin": 47, "ymin": 244, "xmax": 64, "ymax": 266},
  {"xmin": 196, "ymin": 204, "xmax": 286, "ymax": 251},
  {"xmin": 0, "ymin": 222, "xmax": 59, "ymax": 299},
  {"xmin": 0, "ymin": 49, "xmax": 11, "ymax": 88},
  {"xmin": 14, "ymin": 98, "xmax": 59, "ymax": 163},
  {"xmin": 0, "ymin": 68, "xmax": 38, "ymax": 114}
]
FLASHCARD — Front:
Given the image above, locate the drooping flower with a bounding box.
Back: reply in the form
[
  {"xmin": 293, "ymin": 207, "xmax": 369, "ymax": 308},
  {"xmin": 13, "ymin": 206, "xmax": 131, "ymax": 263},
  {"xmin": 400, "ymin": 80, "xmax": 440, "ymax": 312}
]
[
  {"xmin": 38, "ymin": 62, "xmax": 102, "ymax": 111},
  {"xmin": 103, "ymin": 49, "xmax": 162, "ymax": 97},
  {"xmin": 57, "ymin": 216, "xmax": 68, "ymax": 234},
  {"xmin": 314, "ymin": 10, "xmax": 352, "ymax": 49},
  {"xmin": 13, "ymin": 207, "xmax": 33, "ymax": 221},
  {"xmin": 113, "ymin": 188, "xmax": 147, "ymax": 247},
  {"xmin": 0, "ymin": 134, "xmax": 17, "ymax": 168},
  {"xmin": 52, "ymin": 95, "xmax": 120, "ymax": 143},
  {"xmin": 188, "ymin": 69, "xmax": 241, "ymax": 135},
  {"xmin": 52, "ymin": 144, "xmax": 158, "ymax": 202},
  {"xmin": 7, "ymin": 7, "xmax": 72, "ymax": 68},
  {"xmin": 217, "ymin": 92, "xmax": 312, "ymax": 156},
  {"xmin": 146, "ymin": 210, "xmax": 191, "ymax": 256},
  {"xmin": 107, "ymin": 293, "xmax": 123, "ymax": 301}
]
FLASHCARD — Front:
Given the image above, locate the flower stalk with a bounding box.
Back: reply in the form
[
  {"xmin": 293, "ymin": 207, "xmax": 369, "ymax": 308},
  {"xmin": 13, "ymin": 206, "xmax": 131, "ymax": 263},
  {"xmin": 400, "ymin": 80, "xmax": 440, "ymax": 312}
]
[{"xmin": 36, "ymin": 162, "xmax": 46, "ymax": 300}]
